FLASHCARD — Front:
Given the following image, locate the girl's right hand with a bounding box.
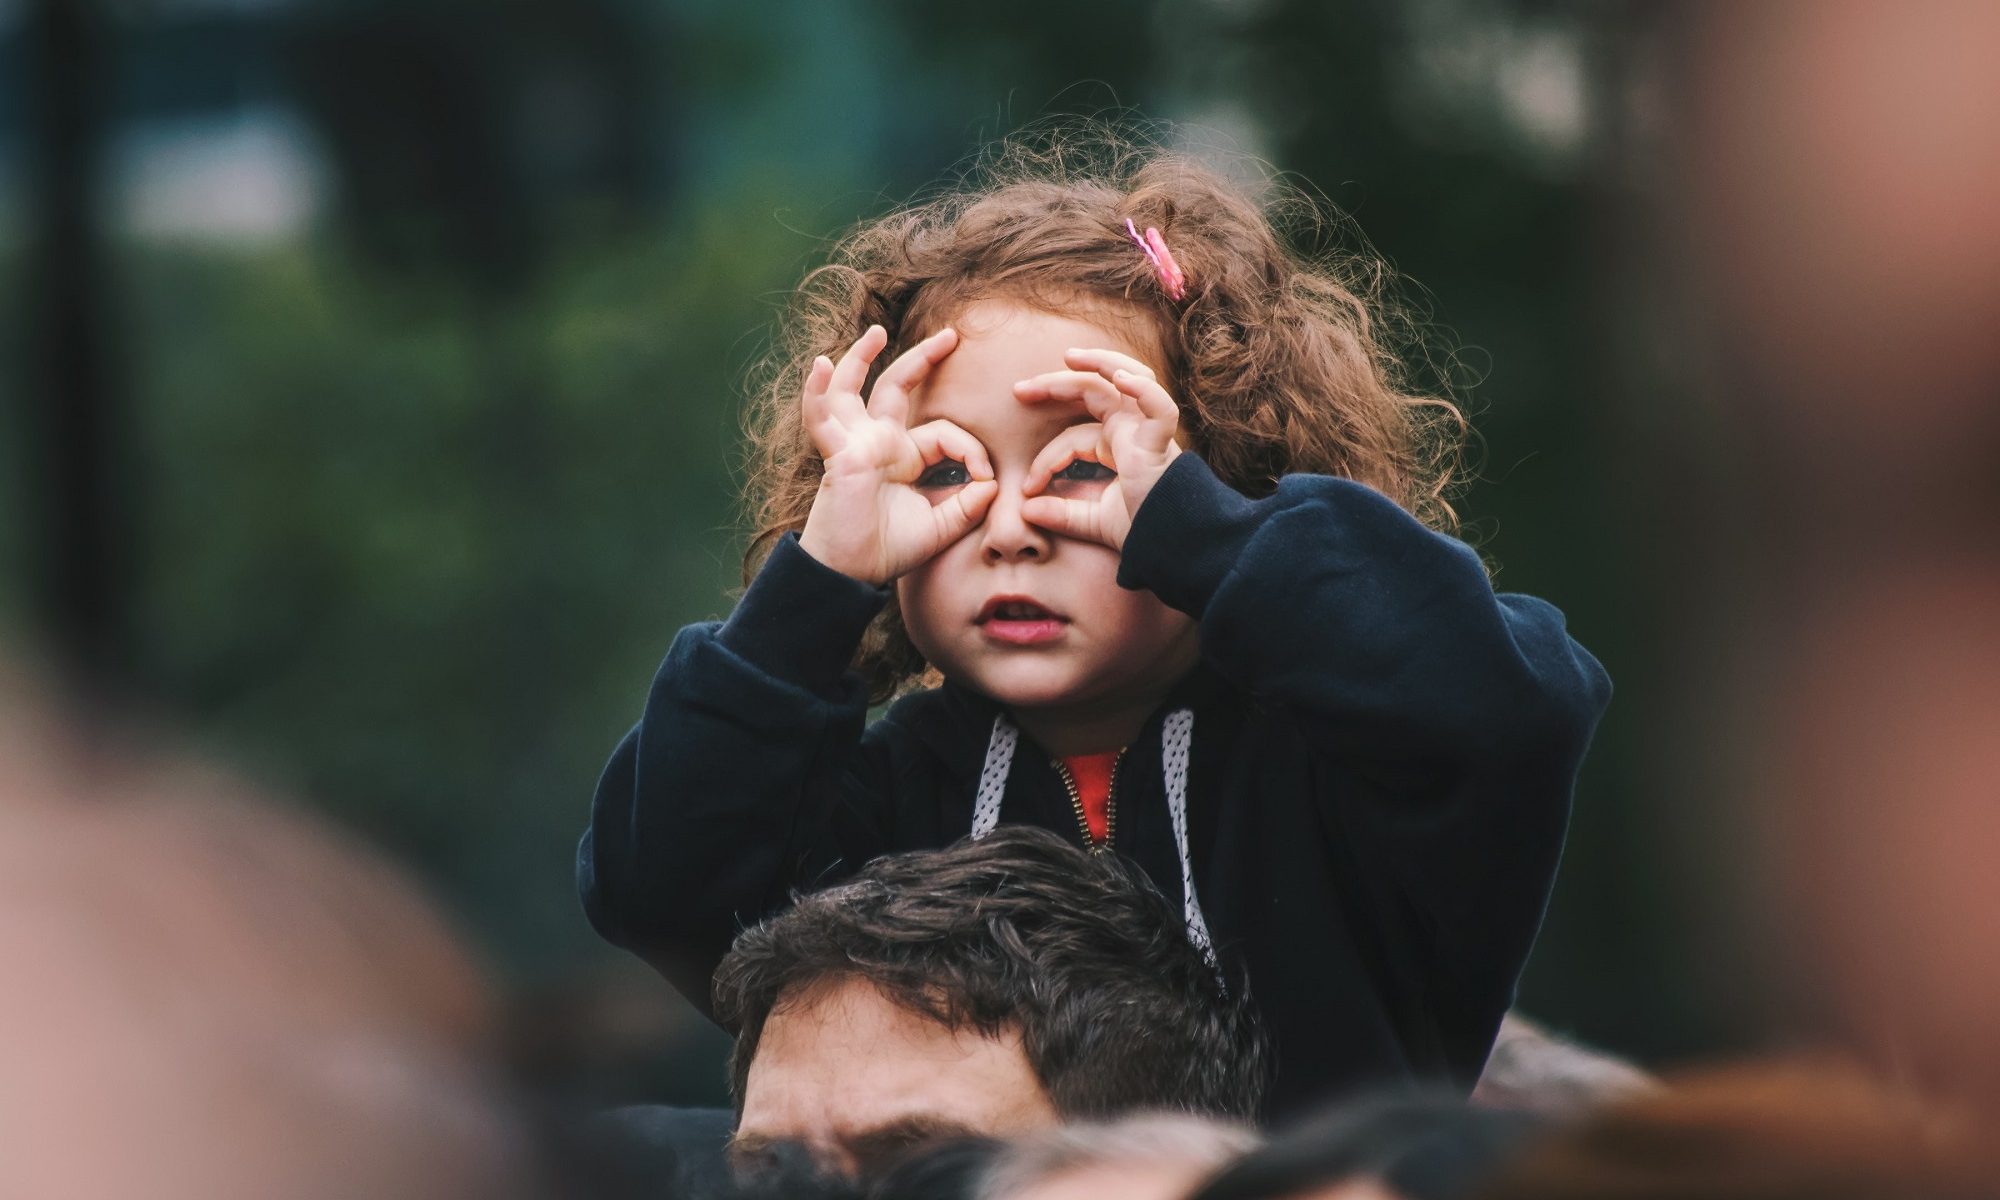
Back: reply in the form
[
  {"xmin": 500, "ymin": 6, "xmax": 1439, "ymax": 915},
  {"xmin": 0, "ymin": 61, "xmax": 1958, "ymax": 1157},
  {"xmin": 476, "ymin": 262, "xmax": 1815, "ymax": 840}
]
[{"xmin": 797, "ymin": 325, "xmax": 998, "ymax": 586}]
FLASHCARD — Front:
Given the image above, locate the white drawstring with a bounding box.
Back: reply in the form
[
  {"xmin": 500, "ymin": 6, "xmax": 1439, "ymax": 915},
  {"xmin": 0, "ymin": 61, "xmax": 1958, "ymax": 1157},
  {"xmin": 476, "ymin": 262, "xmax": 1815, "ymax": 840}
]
[
  {"xmin": 1160, "ymin": 708, "xmax": 1217, "ymax": 971},
  {"xmin": 971, "ymin": 716, "xmax": 1018, "ymax": 842},
  {"xmin": 970, "ymin": 710, "xmax": 1219, "ymax": 975}
]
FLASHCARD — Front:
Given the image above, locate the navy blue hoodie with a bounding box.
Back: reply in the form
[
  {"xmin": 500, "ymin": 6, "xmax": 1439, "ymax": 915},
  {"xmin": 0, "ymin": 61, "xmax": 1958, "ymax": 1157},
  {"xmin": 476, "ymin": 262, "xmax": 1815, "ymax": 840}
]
[{"xmin": 580, "ymin": 453, "xmax": 1611, "ymax": 1119}]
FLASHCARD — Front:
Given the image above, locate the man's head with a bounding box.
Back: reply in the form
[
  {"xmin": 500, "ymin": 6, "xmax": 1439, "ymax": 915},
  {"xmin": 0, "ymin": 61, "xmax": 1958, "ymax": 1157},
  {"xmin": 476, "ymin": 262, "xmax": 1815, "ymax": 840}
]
[{"xmin": 713, "ymin": 827, "xmax": 1267, "ymax": 1175}]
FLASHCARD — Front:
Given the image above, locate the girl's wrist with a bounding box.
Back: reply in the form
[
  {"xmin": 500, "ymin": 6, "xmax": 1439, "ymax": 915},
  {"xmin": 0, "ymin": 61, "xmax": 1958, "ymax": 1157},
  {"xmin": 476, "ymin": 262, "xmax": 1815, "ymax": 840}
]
[{"xmin": 798, "ymin": 522, "xmax": 884, "ymax": 586}]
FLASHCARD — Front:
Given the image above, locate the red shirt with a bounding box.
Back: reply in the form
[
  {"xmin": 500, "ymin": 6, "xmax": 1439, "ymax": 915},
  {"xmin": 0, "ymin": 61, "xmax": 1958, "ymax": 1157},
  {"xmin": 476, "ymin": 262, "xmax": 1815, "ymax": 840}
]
[{"xmin": 1060, "ymin": 750, "xmax": 1122, "ymax": 845}]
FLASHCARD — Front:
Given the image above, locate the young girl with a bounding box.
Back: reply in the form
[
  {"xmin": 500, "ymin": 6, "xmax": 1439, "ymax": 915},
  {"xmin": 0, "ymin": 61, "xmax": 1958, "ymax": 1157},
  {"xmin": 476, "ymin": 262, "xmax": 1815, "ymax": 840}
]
[{"xmin": 579, "ymin": 134, "xmax": 1611, "ymax": 1119}]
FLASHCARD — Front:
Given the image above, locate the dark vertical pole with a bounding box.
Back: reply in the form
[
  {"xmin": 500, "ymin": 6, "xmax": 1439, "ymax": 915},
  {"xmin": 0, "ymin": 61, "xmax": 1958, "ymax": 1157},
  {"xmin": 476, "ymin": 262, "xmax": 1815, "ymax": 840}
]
[{"xmin": 24, "ymin": 0, "xmax": 130, "ymax": 695}]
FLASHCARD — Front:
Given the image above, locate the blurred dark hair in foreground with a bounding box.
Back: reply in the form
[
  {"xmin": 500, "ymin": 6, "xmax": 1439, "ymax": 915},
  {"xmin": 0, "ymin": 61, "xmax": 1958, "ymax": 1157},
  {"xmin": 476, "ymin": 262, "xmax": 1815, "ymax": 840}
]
[
  {"xmin": 1180, "ymin": 1064, "xmax": 2000, "ymax": 1200},
  {"xmin": 712, "ymin": 1135, "xmax": 1003, "ymax": 1200},
  {"xmin": 1187, "ymin": 1092, "xmax": 1541, "ymax": 1200},
  {"xmin": 981, "ymin": 1114, "xmax": 1258, "ymax": 1200},
  {"xmin": 1477, "ymin": 1061, "xmax": 2000, "ymax": 1200}
]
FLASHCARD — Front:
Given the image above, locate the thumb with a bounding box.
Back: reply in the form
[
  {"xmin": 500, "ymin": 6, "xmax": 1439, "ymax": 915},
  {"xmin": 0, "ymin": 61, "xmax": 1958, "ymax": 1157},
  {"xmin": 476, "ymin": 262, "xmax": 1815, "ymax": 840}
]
[
  {"xmin": 930, "ymin": 480, "xmax": 999, "ymax": 545},
  {"xmin": 1021, "ymin": 495, "xmax": 1111, "ymax": 547}
]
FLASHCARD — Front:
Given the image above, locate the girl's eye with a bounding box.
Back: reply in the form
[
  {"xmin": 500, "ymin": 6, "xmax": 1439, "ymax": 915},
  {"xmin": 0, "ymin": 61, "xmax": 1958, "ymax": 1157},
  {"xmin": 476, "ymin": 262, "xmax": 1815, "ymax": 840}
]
[
  {"xmin": 916, "ymin": 459, "xmax": 971, "ymax": 488},
  {"xmin": 1053, "ymin": 458, "xmax": 1115, "ymax": 483}
]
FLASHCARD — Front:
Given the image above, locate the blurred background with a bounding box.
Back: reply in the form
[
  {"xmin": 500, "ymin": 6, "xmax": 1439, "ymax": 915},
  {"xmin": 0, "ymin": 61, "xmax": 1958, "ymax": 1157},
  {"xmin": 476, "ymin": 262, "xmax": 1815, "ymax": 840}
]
[{"xmin": 4, "ymin": 0, "xmax": 1996, "ymax": 1112}]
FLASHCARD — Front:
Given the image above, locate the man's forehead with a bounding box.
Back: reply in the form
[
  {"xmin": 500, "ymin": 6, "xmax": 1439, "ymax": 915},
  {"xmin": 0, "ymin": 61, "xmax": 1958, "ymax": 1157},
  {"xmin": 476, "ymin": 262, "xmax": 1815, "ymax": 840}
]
[
  {"xmin": 754, "ymin": 977, "xmax": 1030, "ymax": 1079},
  {"xmin": 738, "ymin": 977, "xmax": 1057, "ymax": 1154}
]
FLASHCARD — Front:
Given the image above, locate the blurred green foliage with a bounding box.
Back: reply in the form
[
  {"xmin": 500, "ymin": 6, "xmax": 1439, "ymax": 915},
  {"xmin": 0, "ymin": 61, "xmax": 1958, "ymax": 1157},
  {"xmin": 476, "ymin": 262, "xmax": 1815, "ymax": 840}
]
[{"xmin": 121, "ymin": 189, "xmax": 818, "ymax": 975}]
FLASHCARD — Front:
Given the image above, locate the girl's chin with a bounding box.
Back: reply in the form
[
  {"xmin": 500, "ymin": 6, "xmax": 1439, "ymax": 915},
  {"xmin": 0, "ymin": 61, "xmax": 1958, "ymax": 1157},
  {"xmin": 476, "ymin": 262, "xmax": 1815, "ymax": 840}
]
[{"xmin": 957, "ymin": 661, "xmax": 1097, "ymax": 710}]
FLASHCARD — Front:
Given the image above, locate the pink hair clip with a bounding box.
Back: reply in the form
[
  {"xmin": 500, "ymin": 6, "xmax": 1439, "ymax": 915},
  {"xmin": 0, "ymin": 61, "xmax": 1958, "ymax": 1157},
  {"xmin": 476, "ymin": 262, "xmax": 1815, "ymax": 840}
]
[{"xmin": 1124, "ymin": 218, "xmax": 1188, "ymax": 301}]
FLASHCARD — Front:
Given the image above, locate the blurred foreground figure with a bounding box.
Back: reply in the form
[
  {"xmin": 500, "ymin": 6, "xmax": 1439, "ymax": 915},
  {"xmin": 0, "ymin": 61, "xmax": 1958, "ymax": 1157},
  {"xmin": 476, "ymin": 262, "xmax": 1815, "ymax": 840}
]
[
  {"xmin": 1470, "ymin": 1013, "xmax": 1656, "ymax": 1117},
  {"xmin": 1476, "ymin": 1061, "xmax": 2000, "ymax": 1200},
  {"xmin": 0, "ymin": 670, "xmax": 543, "ymax": 1199},
  {"xmin": 723, "ymin": 1137, "xmax": 1004, "ymax": 1200},
  {"xmin": 1670, "ymin": 0, "xmax": 2000, "ymax": 1106},
  {"xmin": 1188, "ymin": 1092, "xmax": 1544, "ymax": 1200},
  {"xmin": 978, "ymin": 1114, "xmax": 1259, "ymax": 1200}
]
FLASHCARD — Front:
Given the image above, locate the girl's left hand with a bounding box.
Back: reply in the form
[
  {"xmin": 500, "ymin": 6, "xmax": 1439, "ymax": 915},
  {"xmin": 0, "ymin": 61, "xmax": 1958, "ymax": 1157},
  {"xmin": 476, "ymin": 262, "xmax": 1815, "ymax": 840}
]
[{"xmin": 1012, "ymin": 347, "xmax": 1182, "ymax": 551}]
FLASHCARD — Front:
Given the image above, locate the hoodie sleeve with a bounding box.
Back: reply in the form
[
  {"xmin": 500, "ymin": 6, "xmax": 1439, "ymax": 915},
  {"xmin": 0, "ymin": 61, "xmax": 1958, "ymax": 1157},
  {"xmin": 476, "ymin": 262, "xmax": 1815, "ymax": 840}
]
[
  {"xmin": 577, "ymin": 533, "xmax": 898, "ymax": 1016},
  {"xmin": 1118, "ymin": 453, "xmax": 1612, "ymax": 1068}
]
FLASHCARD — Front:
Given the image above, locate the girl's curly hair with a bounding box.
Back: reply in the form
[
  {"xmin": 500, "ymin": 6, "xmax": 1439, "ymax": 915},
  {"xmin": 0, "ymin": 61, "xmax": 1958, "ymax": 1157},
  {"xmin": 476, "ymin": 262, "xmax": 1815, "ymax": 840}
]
[{"xmin": 741, "ymin": 124, "xmax": 1470, "ymax": 702}]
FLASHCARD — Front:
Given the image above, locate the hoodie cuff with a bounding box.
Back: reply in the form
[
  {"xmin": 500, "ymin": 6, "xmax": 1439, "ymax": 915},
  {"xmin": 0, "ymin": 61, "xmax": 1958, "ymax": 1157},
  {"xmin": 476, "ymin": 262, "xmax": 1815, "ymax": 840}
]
[
  {"xmin": 1117, "ymin": 453, "xmax": 1261, "ymax": 620},
  {"xmin": 717, "ymin": 532, "xmax": 890, "ymax": 693}
]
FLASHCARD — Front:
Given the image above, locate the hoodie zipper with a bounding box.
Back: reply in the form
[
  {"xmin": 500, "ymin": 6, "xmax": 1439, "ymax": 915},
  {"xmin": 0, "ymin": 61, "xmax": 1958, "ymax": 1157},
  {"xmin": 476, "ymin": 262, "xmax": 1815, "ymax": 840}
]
[{"xmin": 1052, "ymin": 749, "xmax": 1125, "ymax": 854}]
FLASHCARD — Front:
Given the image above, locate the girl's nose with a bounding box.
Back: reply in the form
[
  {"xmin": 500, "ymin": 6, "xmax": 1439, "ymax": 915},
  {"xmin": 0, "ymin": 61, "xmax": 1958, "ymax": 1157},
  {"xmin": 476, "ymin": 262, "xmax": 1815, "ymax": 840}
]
[{"xmin": 977, "ymin": 481, "xmax": 1051, "ymax": 562}]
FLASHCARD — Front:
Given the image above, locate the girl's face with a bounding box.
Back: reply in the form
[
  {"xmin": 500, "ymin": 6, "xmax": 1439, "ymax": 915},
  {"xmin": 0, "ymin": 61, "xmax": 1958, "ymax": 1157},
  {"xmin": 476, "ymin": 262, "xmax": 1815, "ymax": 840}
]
[{"xmin": 896, "ymin": 300, "xmax": 1200, "ymax": 717}]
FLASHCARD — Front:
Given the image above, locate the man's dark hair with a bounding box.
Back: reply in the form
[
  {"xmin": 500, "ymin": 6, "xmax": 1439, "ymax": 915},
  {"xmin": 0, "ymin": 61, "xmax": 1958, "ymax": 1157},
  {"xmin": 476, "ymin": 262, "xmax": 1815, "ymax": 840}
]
[{"xmin": 713, "ymin": 827, "xmax": 1267, "ymax": 1121}]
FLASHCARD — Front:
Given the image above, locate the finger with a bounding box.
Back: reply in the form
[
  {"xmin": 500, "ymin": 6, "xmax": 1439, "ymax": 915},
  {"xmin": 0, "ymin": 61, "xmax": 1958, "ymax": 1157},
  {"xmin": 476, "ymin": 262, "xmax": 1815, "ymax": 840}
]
[
  {"xmin": 1020, "ymin": 494, "xmax": 1105, "ymax": 545},
  {"xmin": 828, "ymin": 325, "xmax": 889, "ymax": 415},
  {"xmin": 1021, "ymin": 424, "xmax": 1106, "ymax": 495},
  {"xmin": 1111, "ymin": 369, "xmax": 1181, "ymax": 455},
  {"xmin": 1064, "ymin": 346, "xmax": 1158, "ymax": 382},
  {"xmin": 800, "ymin": 356, "xmax": 848, "ymax": 456},
  {"xmin": 1014, "ymin": 368, "xmax": 1125, "ymax": 399},
  {"xmin": 1012, "ymin": 370, "xmax": 1126, "ymax": 421},
  {"xmin": 907, "ymin": 418, "xmax": 994, "ymax": 480},
  {"xmin": 868, "ymin": 327, "xmax": 958, "ymax": 425},
  {"xmin": 929, "ymin": 480, "xmax": 999, "ymax": 545},
  {"xmin": 800, "ymin": 354, "xmax": 833, "ymax": 423}
]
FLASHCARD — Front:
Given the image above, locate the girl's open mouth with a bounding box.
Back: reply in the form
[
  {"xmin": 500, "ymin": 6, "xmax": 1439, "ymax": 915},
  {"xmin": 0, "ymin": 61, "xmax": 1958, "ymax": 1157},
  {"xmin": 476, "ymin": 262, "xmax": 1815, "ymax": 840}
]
[{"xmin": 976, "ymin": 596, "xmax": 1070, "ymax": 645}]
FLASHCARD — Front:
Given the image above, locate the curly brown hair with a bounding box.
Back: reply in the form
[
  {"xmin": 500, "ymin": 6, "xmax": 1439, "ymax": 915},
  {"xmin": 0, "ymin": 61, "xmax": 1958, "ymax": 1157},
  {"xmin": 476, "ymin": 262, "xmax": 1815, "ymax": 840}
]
[{"xmin": 740, "ymin": 124, "xmax": 1469, "ymax": 701}]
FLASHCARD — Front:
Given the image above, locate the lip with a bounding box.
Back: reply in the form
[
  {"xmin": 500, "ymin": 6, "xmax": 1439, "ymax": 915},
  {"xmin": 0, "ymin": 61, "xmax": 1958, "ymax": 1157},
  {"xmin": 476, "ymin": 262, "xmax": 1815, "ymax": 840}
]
[
  {"xmin": 981, "ymin": 618, "xmax": 1068, "ymax": 646},
  {"xmin": 975, "ymin": 594, "xmax": 1070, "ymax": 646},
  {"xmin": 975, "ymin": 594, "xmax": 1070, "ymax": 624}
]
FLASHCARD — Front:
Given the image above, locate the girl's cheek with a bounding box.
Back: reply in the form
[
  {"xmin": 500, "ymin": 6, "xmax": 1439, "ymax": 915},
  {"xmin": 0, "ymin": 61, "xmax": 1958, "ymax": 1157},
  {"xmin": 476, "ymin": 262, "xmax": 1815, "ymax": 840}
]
[{"xmin": 895, "ymin": 571, "xmax": 947, "ymax": 640}]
